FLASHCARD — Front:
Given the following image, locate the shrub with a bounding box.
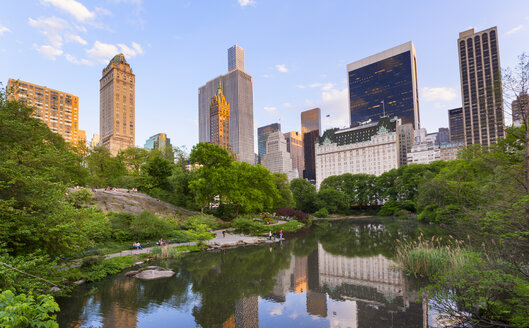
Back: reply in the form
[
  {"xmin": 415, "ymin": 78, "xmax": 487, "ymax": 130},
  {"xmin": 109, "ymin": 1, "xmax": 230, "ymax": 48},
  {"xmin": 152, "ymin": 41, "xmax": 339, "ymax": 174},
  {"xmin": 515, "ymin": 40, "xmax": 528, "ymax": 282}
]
[
  {"xmin": 108, "ymin": 212, "xmax": 135, "ymax": 241},
  {"xmin": 182, "ymin": 215, "xmax": 220, "ymax": 230},
  {"xmin": 130, "ymin": 211, "xmax": 179, "ymax": 240},
  {"xmin": 313, "ymin": 208, "xmax": 329, "ymax": 218},
  {"xmin": 65, "ymin": 188, "xmax": 94, "ymax": 208},
  {"xmin": 80, "ymin": 255, "xmax": 136, "ymax": 282},
  {"xmin": 275, "ymin": 207, "xmax": 310, "ymax": 222}
]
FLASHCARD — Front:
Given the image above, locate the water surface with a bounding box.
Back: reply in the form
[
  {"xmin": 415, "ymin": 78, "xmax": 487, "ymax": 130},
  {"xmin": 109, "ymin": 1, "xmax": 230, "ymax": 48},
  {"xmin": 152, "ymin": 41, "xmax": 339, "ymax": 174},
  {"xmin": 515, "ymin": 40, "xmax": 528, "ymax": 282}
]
[{"xmin": 58, "ymin": 218, "xmax": 440, "ymax": 327}]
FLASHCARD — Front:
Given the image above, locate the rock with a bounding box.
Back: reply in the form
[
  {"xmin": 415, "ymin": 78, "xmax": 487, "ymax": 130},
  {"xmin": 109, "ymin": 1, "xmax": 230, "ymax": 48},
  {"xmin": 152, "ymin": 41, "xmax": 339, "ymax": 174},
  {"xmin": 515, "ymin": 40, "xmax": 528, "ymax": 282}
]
[
  {"xmin": 50, "ymin": 287, "xmax": 61, "ymax": 292},
  {"xmin": 134, "ymin": 261, "xmax": 143, "ymax": 265},
  {"xmin": 73, "ymin": 280, "xmax": 85, "ymax": 285},
  {"xmin": 134, "ymin": 269, "xmax": 175, "ymax": 280},
  {"xmin": 125, "ymin": 270, "xmax": 140, "ymax": 277}
]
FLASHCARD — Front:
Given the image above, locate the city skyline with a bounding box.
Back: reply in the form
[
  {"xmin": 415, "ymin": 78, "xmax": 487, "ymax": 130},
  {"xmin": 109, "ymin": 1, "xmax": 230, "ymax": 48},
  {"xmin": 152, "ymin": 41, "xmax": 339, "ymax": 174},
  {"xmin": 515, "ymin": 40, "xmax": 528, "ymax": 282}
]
[{"xmin": 1, "ymin": 1, "xmax": 528, "ymax": 151}]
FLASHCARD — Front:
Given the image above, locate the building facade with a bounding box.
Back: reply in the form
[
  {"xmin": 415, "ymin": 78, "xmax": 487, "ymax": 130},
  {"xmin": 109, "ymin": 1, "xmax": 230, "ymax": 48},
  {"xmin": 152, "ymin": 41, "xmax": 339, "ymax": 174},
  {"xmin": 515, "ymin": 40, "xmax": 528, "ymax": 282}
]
[
  {"xmin": 315, "ymin": 117, "xmax": 407, "ymax": 188},
  {"xmin": 198, "ymin": 46, "xmax": 254, "ymax": 164},
  {"xmin": 262, "ymin": 130, "xmax": 298, "ymax": 180},
  {"xmin": 209, "ymin": 82, "xmax": 231, "ymax": 152},
  {"xmin": 257, "ymin": 123, "xmax": 281, "ymax": 163},
  {"xmin": 301, "ymin": 108, "xmax": 321, "ymax": 182},
  {"xmin": 100, "ymin": 53, "xmax": 135, "ymax": 156},
  {"xmin": 89, "ymin": 133, "xmax": 100, "ymax": 149},
  {"xmin": 458, "ymin": 27, "xmax": 504, "ymax": 146},
  {"xmin": 440, "ymin": 141, "xmax": 465, "ymax": 161},
  {"xmin": 284, "ymin": 131, "xmax": 305, "ymax": 176},
  {"xmin": 448, "ymin": 107, "xmax": 464, "ymax": 142},
  {"xmin": 7, "ymin": 79, "xmax": 80, "ymax": 144},
  {"xmin": 347, "ymin": 42, "xmax": 420, "ymax": 130},
  {"xmin": 406, "ymin": 142, "xmax": 440, "ymax": 164},
  {"xmin": 512, "ymin": 93, "xmax": 528, "ymax": 126},
  {"xmin": 228, "ymin": 44, "xmax": 244, "ymax": 72},
  {"xmin": 144, "ymin": 133, "xmax": 172, "ymax": 151}
]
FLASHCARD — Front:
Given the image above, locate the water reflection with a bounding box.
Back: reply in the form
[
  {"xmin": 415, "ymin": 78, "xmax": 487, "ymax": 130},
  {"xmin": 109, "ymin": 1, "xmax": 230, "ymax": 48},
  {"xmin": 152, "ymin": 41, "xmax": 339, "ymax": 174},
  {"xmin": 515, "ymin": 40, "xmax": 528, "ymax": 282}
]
[{"xmin": 57, "ymin": 219, "xmax": 432, "ymax": 328}]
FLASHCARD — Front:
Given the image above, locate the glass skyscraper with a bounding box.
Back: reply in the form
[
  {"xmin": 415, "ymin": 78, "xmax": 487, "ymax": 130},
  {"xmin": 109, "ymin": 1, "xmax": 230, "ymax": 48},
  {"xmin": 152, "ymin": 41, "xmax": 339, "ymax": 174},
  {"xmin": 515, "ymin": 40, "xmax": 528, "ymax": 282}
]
[
  {"xmin": 301, "ymin": 108, "xmax": 321, "ymax": 183},
  {"xmin": 448, "ymin": 107, "xmax": 464, "ymax": 142},
  {"xmin": 257, "ymin": 123, "xmax": 281, "ymax": 163},
  {"xmin": 347, "ymin": 42, "xmax": 420, "ymax": 130}
]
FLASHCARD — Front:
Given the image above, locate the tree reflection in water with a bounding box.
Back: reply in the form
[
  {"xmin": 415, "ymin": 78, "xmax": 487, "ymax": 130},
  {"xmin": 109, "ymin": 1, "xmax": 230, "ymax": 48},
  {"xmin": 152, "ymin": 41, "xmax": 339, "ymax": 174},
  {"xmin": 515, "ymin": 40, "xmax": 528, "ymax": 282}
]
[{"xmin": 57, "ymin": 218, "xmax": 438, "ymax": 328}]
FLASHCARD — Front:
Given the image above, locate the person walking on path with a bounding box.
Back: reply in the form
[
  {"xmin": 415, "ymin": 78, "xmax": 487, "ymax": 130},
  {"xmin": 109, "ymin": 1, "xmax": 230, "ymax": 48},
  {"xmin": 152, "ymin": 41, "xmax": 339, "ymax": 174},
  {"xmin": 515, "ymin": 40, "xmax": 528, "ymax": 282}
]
[
  {"xmin": 279, "ymin": 230, "xmax": 283, "ymax": 240},
  {"xmin": 269, "ymin": 231, "xmax": 272, "ymax": 240},
  {"xmin": 222, "ymin": 231, "xmax": 226, "ymax": 238}
]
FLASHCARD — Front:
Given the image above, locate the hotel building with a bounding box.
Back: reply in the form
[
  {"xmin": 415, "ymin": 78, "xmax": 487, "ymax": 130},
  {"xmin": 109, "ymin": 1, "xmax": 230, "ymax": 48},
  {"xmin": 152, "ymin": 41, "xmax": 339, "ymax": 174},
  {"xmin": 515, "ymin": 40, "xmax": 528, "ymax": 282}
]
[
  {"xmin": 7, "ymin": 79, "xmax": 80, "ymax": 144},
  {"xmin": 458, "ymin": 27, "xmax": 504, "ymax": 145},
  {"xmin": 315, "ymin": 116, "xmax": 411, "ymax": 188},
  {"xmin": 100, "ymin": 53, "xmax": 135, "ymax": 156},
  {"xmin": 209, "ymin": 82, "xmax": 231, "ymax": 152},
  {"xmin": 347, "ymin": 42, "xmax": 420, "ymax": 130}
]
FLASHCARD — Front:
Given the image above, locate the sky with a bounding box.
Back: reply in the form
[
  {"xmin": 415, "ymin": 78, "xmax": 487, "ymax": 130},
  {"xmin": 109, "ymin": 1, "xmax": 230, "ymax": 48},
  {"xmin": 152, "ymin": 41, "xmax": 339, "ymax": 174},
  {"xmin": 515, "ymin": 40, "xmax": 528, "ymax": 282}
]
[{"xmin": 1, "ymin": 0, "xmax": 529, "ymax": 151}]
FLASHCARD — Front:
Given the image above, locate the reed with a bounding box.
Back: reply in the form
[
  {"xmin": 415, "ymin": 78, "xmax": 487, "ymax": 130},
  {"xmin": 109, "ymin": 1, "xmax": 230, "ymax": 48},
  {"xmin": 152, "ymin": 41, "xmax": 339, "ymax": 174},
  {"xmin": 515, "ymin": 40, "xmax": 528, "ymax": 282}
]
[{"xmin": 395, "ymin": 233, "xmax": 471, "ymax": 278}]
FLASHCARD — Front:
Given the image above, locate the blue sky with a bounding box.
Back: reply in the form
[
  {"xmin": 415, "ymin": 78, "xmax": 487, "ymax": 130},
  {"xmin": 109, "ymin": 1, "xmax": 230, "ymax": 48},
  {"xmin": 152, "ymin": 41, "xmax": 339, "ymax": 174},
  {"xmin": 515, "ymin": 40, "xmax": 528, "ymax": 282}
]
[{"xmin": 1, "ymin": 0, "xmax": 528, "ymax": 151}]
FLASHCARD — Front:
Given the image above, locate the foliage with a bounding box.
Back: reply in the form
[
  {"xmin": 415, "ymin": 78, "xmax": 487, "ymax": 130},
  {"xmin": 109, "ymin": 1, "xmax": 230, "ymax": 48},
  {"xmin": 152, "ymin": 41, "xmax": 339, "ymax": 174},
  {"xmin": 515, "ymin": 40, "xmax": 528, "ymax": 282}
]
[
  {"xmin": 84, "ymin": 146, "xmax": 127, "ymax": 188},
  {"xmin": 77, "ymin": 255, "xmax": 136, "ymax": 282},
  {"xmin": 424, "ymin": 258, "xmax": 529, "ymax": 328},
  {"xmin": 182, "ymin": 215, "xmax": 220, "ymax": 230},
  {"xmin": 313, "ymin": 208, "xmax": 329, "ymax": 218},
  {"xmin": 275, "ymin": 207, "xmax": 310, "ymax": 222},
  {"xmin": 142, "ymin": 153, "xmax": 173, "ymax": 190},
  {"xmin": 0, "ymin": 290, "xmax": 59, "ymax": 328},
  {"xmin": 129, "ymin": 211, "xmax": 179, "ymax": 240},
  {"xmin": 64, "ymin": 188, "xmax": 94, "ymax": 208},
  {"xmin": 271, "ymin": 173, "xmax": 294, "ymax": 209},
  {"xmin": 315, "ymin": 188, "xmax": 348, "ymax": 213},
  {"xmin": 289, "ymin": 178, "xmax": 317, "ymax": 213},
  {"xmin": 232, "ymin": 218, "xmax": 304, "ymax": 235}
]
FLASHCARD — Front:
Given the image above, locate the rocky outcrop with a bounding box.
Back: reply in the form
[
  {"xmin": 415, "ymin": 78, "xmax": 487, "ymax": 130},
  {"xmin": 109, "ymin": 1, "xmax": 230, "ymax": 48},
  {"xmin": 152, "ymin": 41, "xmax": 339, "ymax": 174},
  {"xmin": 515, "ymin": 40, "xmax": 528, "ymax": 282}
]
[{"xmin": 129, "ymin": 266, "xmax": 175, "ymax": 280}]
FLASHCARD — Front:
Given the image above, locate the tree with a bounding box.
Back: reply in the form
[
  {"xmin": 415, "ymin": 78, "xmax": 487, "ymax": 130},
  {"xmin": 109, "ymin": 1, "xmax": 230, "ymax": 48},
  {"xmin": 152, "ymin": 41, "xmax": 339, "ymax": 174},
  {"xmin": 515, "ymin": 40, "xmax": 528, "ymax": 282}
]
[
  {"xmin": 117, "ymin": 147, "xmax": 150, "ymax": 175},
  {"xmin": 85, "ymin": 146, "xmax": 126, "ymax": 187},
  {"xmin": 316, "ymin": 188, "xmax": 348, "ymax": 213},
  {"xmin": 271, "ymin": 173, "xmax": 294, "ymax": 210},
  {"xmin": 503, "ymin": 52, "xmax": 529, "ymax": 195},
  {"xmin": 0, "ymin": 290, "xmax": 59, "ymax": 328},
  {"xmin": 289, "ymin": 178, "xmax": 317, "ymax": 213},
  {"xmin": 142, "ymin": 154, "xmax": 173, "ymax": 190}
]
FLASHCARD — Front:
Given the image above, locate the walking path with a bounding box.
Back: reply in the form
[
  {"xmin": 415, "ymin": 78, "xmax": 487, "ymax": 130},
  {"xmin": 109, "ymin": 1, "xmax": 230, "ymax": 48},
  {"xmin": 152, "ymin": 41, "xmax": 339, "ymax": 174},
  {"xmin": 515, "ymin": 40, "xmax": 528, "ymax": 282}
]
[{"xmin": 104, "ymin": 229, "xmax": 279, "ymax": 259}]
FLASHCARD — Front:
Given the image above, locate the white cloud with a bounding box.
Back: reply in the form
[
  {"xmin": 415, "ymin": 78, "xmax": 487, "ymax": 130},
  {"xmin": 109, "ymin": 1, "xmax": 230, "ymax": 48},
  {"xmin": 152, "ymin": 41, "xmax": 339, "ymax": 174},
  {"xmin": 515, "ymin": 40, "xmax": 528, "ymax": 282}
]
[
  {"xmin": 29, "ymin": 16, "xmax": 69, "ymax": 48},
  {"xmin": 506, "ymin": 24, "xmax": 524, "ymax": 36},
  {"xmin": 321, "ymin": 83, "xmax": 334, "ymax": 91},
  {"xmin": 42, "ymin": 0, "xmax": 96, "ymax": 22},
  {"xmin": 34, "ymin": 44, "xmax": 63, "ymax": 60},
  {"xmin": 65, "ymin": 53, "xmax": 92, "ymax": 65},
  {"xmin": 264, "ymin": 106, "xmax": 277, "ymax": 114},
  {"xmin": 66, "ymin": 33, "xmax": 87, "ymax": 45},
  {"xmin": 238, "ymin": 0, "xmax": 256, "ymax": 7},
  {"xmin": 0, "ymin": 24, "xmax": 11, "ymax": 36},
  {"xmin": 95, "ymin": 7, "xmax": 112, "ymax": 16},
  {"xmin": 283, "ymin": 102, "xmax": 292, "ymax": 108},
  {"xmin": 263, "ymin": 74, "xmax": 270, "ymax": 78},
  {"xmin": 422, "ymin": 87, "xmax": 457, "ymax": 102},
  {"xmin": 320, "ymin": 87, "xmax": 349, "ymax": 128},
  {"xmin": 86, "ymin": 41, "xmax": 144, "ymax": 63},
  {"xmin": 309, "ymin": 83, "xmax": 322, "ymax": 88},
  {"xmin": 275, "ymin": 64, "xmax": 288, "ymax": 73},
  {"xmin": 296, "ymin": 85, "xmax": 306, "ymax": 89}
]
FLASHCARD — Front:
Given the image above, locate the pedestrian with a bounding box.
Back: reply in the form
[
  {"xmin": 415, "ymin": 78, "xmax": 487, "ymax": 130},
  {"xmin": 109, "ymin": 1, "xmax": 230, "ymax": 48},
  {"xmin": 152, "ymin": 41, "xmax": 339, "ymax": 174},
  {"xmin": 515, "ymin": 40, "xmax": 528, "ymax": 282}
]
[
  {"xmin": 222, "ymin": 230, "xmax": 226, "ymax": 238},
  {"xmin": 279, "ymin": 229, "xmax": 283, "ymax": 240},
  {"xmin": 269, "ymin": 231, "xmax": 272, "ymax": 240}
]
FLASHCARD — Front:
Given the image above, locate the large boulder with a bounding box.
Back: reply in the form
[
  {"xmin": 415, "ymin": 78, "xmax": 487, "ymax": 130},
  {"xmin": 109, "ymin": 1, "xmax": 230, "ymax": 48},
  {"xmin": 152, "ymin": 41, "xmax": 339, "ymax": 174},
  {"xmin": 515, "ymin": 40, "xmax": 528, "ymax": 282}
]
[{"xmin": 133, "ymin": 267, "xmax": 175, "ymax": 280}]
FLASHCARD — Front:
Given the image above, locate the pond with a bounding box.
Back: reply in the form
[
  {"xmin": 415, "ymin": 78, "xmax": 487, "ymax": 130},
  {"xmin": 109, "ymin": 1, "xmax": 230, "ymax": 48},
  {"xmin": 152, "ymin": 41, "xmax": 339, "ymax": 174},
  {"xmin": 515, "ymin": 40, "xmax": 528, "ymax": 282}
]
[{"xmin": 57, "ymin": 218, "xmax": 443, "ymax": 328}]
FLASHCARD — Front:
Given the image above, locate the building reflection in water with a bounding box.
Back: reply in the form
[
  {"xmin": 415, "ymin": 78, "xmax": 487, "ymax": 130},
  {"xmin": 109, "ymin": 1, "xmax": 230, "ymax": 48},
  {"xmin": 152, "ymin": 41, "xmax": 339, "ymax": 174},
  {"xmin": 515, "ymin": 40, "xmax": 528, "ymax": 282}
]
[{"xmin": 264, "ymin": 242, "xmax": 425, "ymax": 328}]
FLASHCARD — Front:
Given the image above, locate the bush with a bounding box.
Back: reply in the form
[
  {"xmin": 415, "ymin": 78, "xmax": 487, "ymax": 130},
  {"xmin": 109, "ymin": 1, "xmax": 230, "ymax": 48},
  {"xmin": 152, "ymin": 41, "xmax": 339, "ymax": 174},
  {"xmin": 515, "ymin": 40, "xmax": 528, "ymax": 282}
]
[
  {"xmin": 313, "ymin": 208, "xmax": 329, "ymax": 218},
  {"xmin": 65, "ymin": 188, "xmax": 94, "ymax": 208},
  {"xmin": 130, "ymin": 211, "xmax": 179, "ymax": 240},
  {"xmin": 80, "ymin": 255, "xmax": 136, "ymax": 282},
  {"xmin": 182, "ymin": 215, "xmax": 220, "ymax": 230},
  {"xmin": 108, "ymin": 212, "xmax": 135, "ymax": 241},
  {"xmin": 275, "ymin": 207, "xmax": 310, "ymax": 222}
]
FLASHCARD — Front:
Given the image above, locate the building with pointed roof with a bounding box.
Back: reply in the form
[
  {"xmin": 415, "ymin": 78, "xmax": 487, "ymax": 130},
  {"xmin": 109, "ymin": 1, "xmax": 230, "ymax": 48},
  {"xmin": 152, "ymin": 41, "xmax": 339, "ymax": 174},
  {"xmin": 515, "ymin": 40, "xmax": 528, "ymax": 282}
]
[
  {"xmin": 210, "ymin": 81, "xmax": 231, "ymax": 152},
  {"xmin": 100, "ymin": 53, "xmax": 135, "ymax": 156}
]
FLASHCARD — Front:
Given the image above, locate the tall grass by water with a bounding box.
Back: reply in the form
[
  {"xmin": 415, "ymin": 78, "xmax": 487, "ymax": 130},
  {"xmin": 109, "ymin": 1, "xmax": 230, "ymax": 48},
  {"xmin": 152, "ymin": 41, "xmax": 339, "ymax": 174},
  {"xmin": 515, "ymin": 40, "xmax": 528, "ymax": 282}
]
[{"xmin": 395, "ymin": 233, "xmax": 471, "ymax": 278}]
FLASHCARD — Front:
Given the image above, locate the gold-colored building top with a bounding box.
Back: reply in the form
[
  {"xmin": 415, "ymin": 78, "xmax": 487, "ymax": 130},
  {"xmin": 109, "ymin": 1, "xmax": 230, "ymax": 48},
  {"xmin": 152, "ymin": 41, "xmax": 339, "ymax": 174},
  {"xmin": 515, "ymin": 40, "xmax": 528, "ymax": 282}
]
[
  {"xmin": 210, "ymin": 81, "xmax": 231, "ymax": 151},
  {"xmin": 7, "ymin": 78, "xmax": 80, "ymax": 145},
  {"xmin": 100, "ymin": 53, "xmax": 135, "ymax": 156}
]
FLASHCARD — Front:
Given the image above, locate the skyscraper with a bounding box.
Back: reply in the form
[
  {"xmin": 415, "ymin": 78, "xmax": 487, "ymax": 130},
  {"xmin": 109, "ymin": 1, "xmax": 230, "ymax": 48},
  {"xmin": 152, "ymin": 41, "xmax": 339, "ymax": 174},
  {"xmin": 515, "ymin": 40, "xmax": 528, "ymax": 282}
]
[
  {"xmin": 100, "ymin": 53, "xmax": 135, "ymax": 156},
  {"xmin": 448, "ymin": 107, "xmax": 464, "ymax": 142},
  {"xmin": 458, "ymin": 27, "xmax": 504, "ymax": 145},
  {"xmin": 284, "ymin": 131, "xmax": 304, "ymax": 177},
  {"xmin": 7, "ymin": 79, "xmax": 80, "ymax": 145},
  {"xmin": 347, "ymin": 41, "xmax": 420, "ymax": 130},
  {"xmin": 209, "ymin": 82, "xmax": 231, "ymax": 152},
  {"xmin": 144, "ymin": 133, "xmax": 172, "ymax": 151},
  {"xmin": 228, "ymin": 45, "xmax": 244, "ymax": 72},
  {"xmin": 512, "ymin": 93, "xmax": 528, "ymax": 126},
  {"xmin": 199, "ymin": 45, "xmax": 254, "ymax": 164},
  {"xmin": 257, "ymin": 123, "xmax": 281, "ymax": 163},
  {"xmin": 301, "ymin": 108, "xmax": 321, "ymax": 182},
  {"xmin": 262, "ymin": 130, "xmax": 298, "ymax": 180}
]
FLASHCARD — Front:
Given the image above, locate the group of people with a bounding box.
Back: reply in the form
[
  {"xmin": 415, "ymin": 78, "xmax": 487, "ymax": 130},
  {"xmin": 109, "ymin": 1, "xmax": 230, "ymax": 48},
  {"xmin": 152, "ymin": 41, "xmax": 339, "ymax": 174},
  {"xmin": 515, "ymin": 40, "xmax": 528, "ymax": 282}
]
[
  {"xmin": 156, "ymin": 238, "xmax": 167, "ymax": 246},
  {"xmin": 104, "ymin": 186, "xmax": 138, "ymax": 193},
  {"xmin": 132, "ymin": 242, "xmax": 142, "ymax": 249},
  {"xmin": 268, "ymin": 230, "xmax": 283, "ymax": 240}
]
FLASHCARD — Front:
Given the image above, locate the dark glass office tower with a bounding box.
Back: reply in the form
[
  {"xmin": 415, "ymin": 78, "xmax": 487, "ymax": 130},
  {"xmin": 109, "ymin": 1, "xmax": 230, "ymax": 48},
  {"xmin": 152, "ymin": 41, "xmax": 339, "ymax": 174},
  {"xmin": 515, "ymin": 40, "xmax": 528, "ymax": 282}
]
[
  {"xmin": 301, "ymin": 108, "xmax": 320, "ymax": 183},
  {"xmin": 458, "ymin": 27, "xmax": 504, "ymax": 145},
  {"xmin": 448, "ymin": 107, "xmax": 464, "ymax": 142},
  {"xmin": 257, "ymin": 123, "xmax": 281, "ymax": 164},
  {"xmin": 347, "ymin": 42, "xmax": 420, "ymax": 130}
]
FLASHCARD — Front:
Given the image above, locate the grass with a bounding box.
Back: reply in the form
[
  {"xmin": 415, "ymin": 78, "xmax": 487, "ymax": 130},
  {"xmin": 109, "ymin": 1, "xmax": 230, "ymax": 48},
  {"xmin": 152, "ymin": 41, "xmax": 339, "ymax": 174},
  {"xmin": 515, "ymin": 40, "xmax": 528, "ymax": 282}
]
[
  {"xmin": 232, "ymin": 217, "xmax": 307, "ymax": 235},
  {"xmin": 395, "ymin": 233, "xmax": 471, "ymax": 278},
  {"xmin": 149, "ymin": 243, "xmax": 209, "ymax": 259}
]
